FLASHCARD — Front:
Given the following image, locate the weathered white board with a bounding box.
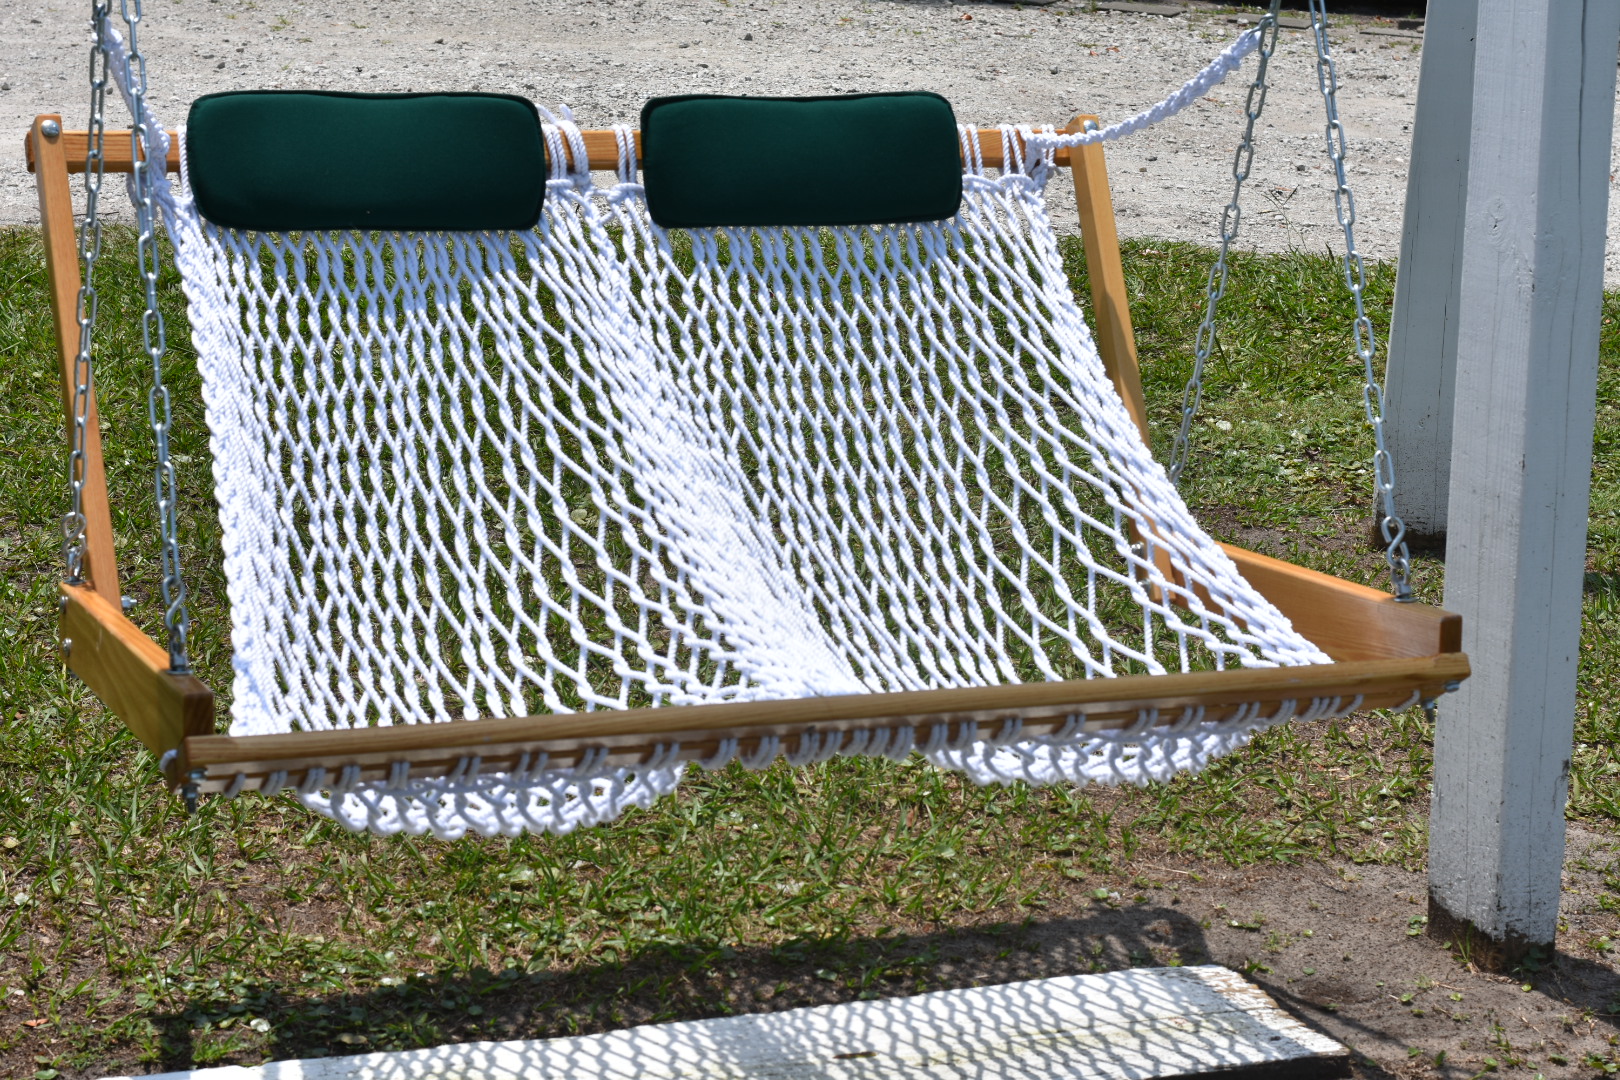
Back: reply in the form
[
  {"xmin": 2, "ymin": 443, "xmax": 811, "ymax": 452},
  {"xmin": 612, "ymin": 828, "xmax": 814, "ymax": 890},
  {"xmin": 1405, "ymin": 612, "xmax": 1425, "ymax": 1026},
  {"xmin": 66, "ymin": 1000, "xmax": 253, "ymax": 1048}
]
[
  {"xmin": 105, "ymin": 966, "xmax": 1347, "ymax": 1080},
  {"xmin": 1383, "ymin": 0, "xmax": 1477, "ymax": 543},
  {"xmin": 1430, "ymin": 0, "xmax": 1620, "ymax": 956}
]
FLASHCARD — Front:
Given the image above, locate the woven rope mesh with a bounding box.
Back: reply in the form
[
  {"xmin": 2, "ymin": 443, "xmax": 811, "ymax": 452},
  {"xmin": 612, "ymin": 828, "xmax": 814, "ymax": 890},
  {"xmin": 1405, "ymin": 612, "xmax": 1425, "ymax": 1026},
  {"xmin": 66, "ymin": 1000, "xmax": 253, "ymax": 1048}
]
[{"xmin": 138, "ymin": 106, "xmax": 1352, "ymax": 838}]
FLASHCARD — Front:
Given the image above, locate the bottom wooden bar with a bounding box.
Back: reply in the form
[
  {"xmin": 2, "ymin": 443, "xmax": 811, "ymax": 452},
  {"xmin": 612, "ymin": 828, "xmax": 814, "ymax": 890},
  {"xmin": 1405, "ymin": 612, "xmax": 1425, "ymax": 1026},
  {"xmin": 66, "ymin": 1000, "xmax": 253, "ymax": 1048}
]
[
  {"xmin": 178, "ymin": 652, "xmax": 1467, "ymax": 794},
  {"xmin": 57, "ymin": 539, "xmax": 1468, "ymax": 800}
]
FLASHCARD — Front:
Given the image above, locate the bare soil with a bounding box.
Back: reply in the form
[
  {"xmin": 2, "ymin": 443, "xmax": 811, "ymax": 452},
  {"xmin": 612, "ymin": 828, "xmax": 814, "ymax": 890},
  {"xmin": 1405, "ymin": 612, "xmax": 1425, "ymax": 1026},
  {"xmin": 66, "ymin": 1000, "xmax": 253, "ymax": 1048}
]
[{"xmin": 478, "ymin": 834, "xmax": 1620, "ymax": 1080}]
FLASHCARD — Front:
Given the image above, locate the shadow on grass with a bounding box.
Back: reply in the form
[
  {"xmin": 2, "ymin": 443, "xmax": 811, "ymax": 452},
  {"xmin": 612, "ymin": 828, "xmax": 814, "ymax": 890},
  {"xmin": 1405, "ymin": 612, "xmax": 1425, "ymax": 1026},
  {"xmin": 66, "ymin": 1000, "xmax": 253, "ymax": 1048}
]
[
  {"xmin": 1586, "ymin": 571, "xmax": 1620, "ymax": 597},
  {"xmin": 140, "ymin": 906, "xmax": 1235, "ymax": 1073},
  {"xmin": 133, "ymin": 901, "xmax": 1620, "ymax": 1079}
]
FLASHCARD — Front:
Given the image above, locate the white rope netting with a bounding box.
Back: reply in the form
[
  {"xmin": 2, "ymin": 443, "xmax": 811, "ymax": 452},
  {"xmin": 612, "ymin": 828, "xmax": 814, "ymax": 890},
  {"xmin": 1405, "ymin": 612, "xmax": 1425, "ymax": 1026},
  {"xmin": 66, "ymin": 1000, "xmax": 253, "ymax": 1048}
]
[{"xmin": 107, "ymin": 29, "xmax": 1362, "ymax": 840}]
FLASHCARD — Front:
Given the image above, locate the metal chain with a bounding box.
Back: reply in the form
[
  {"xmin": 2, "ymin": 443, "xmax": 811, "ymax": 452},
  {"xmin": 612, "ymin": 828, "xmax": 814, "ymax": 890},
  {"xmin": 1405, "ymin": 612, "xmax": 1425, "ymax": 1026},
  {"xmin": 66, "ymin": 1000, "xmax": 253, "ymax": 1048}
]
[
  {"xmin": 1307, "ymin": 0, "xmax": 1413, "ymax": 600},
  {"xmin": 62, "ymin": 0, "xmax": 114, "ymax": 587},
  {"xmin": 1166, "ymin": 0, "xmax": 1283, "ymax": 488},
  {"xmin": 119, "ymin": 0, "xmax": 194, "ymax": 668}
]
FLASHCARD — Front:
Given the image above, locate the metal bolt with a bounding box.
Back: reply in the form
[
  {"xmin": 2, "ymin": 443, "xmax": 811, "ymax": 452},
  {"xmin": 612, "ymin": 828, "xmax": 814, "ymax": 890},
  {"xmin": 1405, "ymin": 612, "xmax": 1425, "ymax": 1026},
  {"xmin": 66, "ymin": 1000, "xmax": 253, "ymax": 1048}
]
[
  {"xmin": 40, "ymin": 119, "xmax": 61, "ymax": 138},
  {"xmin": 183, "ymin": 770, "xmax": 206, "ymax": 815},
  {"xmin": 60, "ymin": 637, "xmax": 72, "ymax": 658},
  {"xmin": 1443, "ymin": 681, "xmax": 1462, "ymax": 693},
  {"xmin": 58, "ymin": 595, "xmax": 69, "ymax": 613},
  {"xmin": 121, "ymin": 596, "xmax": 136, "ymax": 614}
]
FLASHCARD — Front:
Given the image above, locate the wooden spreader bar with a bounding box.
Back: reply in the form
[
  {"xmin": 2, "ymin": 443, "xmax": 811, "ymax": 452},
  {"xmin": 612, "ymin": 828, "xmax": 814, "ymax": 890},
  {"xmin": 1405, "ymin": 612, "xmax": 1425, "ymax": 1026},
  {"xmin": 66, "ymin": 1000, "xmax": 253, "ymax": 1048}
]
[
  {"xmin": 24, "ymin": 125, "xmax": 1075, "ymax": 177},
  {"xmin": 29, "ymin": 112, "xmax": 1468, "ymax": 804},
  {"xmin": 180, "ymin": 652, "xmax": 1466, "ymax": 795}
]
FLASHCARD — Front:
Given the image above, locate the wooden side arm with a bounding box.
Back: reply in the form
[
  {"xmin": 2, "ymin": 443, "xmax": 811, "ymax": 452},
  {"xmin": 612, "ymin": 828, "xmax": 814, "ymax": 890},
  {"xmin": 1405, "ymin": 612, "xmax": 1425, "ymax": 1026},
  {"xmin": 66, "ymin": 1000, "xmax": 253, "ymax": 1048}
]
[
  {"xmin": 60, "ymin": 584, "xmax": 215, "ymax": 771},
  {"xmin": 1226, "ymin": 543, "xmax": 1462, "ymax": 664},
  {"xmin": 31, "ymin": 116, "xmax": 122, "ymax": 605},
  {"xmin": 1055, "ymin": 111, "xmax": 1463, "ymax": 669}
]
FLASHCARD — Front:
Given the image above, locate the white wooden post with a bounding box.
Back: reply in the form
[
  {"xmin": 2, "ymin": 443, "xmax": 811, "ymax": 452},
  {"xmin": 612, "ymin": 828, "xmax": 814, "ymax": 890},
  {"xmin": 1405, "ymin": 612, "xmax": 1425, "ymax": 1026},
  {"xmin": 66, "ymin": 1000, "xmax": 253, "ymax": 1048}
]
[
  {"xmin": 1429, "ymin": 0, "xmax": 1619, "ymax": 963},
  {"xmin": 1382, "ymin": 0, "xmax": 1478, "ymax": 546}
]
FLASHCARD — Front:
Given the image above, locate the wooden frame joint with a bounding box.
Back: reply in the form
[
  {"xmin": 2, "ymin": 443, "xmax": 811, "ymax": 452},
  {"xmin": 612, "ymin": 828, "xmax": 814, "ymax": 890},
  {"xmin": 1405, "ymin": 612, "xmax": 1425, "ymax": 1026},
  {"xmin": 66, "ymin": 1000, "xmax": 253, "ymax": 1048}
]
[{"xmin": 59, "ymin": 584, "xmax": 215, "ymax": 774}]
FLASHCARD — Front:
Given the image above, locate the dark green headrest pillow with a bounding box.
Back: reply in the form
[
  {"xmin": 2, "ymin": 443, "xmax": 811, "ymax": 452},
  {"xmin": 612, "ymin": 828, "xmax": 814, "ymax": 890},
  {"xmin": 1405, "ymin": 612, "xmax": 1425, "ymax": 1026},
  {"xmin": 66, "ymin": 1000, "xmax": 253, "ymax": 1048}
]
[
  {"xmin": 185, "ymin": 91, "xmax": 547, "ymax": 232},
  {"xmin": 639, "ymin": 92, "xmax": 963, "ymax": 229}
]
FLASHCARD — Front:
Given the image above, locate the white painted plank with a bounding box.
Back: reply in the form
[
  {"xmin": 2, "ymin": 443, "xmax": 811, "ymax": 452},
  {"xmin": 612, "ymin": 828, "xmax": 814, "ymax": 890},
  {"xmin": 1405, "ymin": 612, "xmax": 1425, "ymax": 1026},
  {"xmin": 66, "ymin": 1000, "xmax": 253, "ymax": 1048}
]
[
  {"xmin": 1383, "ymin": 0, "xmax": 1479, "ymax": 543},
  {"xmin": 104, "ymin": 966, "xmax": 1346, "ymax": 1080},
  {"xmin": 1431, "ymin": 0, "xmax": 1620, "ymax": 953}
]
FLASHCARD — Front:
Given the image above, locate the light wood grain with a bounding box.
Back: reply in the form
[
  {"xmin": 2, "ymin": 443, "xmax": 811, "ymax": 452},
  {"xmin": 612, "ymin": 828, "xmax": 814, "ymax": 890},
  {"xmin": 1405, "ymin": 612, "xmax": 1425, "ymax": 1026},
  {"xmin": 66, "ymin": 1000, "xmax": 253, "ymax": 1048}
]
[
  {"xmin": 33, "ymin": 116, "xmax": 122, "ymax": 606},
  {"xmin": 1222, "ymin": 543, "xmax": 1462, "ymax": 662},
  {"xmin": 25, "ymin": 125, "xmax": 1072, "ymax": 176},
  {"xmin": 178, "ymin": 651, "xmax": 1466, "ymax": 792},
  {"xmin": 1065, "ymin": 113, "xmax": 1182, "ymax": 600},
  {"xmin": 59, "ymin": 584, "xmax": 215, "ymax": 764},
  {"xmin": 1066, "ymin": 114, "xmax": 1149, "ymax": 442}
]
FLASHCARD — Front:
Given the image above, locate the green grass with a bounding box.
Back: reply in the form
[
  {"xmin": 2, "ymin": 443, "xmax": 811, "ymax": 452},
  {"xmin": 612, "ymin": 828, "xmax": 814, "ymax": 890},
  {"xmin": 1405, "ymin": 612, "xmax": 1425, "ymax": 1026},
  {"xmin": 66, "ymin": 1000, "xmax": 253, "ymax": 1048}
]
[{"xmin": 1, "ymin": 226, "xmax": 1617, "ymax": 1076}]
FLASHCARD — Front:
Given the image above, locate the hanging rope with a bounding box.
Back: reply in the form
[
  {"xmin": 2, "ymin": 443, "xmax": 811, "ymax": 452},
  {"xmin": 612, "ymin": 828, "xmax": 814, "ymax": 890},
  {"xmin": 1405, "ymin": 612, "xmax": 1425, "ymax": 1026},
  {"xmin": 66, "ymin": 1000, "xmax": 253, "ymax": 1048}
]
[{"xmin": 1023, "ymin": 27, "xmax": 1262, "ymax": 156}]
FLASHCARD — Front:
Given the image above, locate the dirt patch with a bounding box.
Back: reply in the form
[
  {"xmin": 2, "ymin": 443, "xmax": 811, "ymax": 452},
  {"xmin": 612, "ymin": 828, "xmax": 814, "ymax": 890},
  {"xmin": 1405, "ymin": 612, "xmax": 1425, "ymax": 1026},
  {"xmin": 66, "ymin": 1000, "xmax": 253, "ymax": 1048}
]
[
  {"xmin": 483, "ymin": 839, "xmax": 1619, "ymax": 1080},
  {"xmin": 9, "ymin": 831, "xmax": 1613, "ymax": 1079}
]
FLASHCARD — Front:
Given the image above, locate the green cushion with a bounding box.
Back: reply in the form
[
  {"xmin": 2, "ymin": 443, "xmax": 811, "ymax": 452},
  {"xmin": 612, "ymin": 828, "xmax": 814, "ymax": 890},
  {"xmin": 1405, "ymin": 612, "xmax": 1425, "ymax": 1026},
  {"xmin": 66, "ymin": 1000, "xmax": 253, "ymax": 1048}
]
[
  {"xmin": 185, "ymin": 92, "xmax": 547, "ymax": 232},
  {"xmin": 639, "ymin": 92, "xmax": 962, "ymax": 229}
]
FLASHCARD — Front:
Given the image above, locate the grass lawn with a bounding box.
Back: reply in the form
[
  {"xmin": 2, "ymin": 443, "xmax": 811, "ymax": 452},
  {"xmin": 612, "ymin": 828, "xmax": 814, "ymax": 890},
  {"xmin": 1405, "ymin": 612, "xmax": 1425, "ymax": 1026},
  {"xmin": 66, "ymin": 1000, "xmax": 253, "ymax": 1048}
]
[{"xmin": 1, "ymin": 225, "xmax": 1618, "ymax": 1077}]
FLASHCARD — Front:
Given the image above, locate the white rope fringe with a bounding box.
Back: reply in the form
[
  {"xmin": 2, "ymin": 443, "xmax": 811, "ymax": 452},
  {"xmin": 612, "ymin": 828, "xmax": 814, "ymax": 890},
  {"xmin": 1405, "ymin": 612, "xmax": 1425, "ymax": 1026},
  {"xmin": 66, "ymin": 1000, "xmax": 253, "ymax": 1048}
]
[{"xmin": 99, "ymin": 27, "xmax": 1373, "ymax": 840}]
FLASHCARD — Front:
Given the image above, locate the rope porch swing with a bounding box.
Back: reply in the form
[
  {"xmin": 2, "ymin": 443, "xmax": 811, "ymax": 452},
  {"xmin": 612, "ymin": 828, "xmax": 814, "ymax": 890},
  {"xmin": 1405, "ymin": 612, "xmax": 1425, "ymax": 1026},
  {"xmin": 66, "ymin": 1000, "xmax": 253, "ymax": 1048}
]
[{"xmin": 25, "ymin": 0, "xmax": 1466, "ymax": 839}]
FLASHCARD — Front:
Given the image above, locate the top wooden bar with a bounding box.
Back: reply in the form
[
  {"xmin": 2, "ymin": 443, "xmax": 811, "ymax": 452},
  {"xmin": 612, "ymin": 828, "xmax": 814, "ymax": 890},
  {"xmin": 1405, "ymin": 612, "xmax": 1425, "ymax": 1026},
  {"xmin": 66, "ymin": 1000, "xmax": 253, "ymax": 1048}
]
[{"xmin": 25, "ymin": 126, "xmax": 1075, "ymax": 176}]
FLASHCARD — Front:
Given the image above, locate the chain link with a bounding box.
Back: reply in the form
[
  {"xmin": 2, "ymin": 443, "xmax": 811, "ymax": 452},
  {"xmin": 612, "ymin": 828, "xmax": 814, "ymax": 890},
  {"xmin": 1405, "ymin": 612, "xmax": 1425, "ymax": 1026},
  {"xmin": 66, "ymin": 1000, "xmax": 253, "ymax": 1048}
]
[
  {"xmin": 1167, "ymin": 0, "xmax": 1282, "ymax": 488},
  {"xmin": 1307, "ymin": 0, "xmax": 1413, "ymax": 600},
  {"xmin": 119, "ymin": 0, "xmax": 194, "ymax": 668},
  {"xmin": 1165, "ymin": 0, "xmax": 1414, "ymax": 601},
  {"xmin": 62, "ymin": 1, "xmax": 114, "ymax": 587}
]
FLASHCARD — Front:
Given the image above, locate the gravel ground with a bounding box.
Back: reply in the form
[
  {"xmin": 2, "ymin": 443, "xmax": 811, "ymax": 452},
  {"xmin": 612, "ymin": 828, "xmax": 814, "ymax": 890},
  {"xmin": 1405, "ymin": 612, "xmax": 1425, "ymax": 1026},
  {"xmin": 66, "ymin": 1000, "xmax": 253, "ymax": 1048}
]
[
  {"xmin": 6, "ymin": 2, "xmax": 1618, "ymax": 279},
  {"xmin": 0, "ymin": 1, "xmax": 1449, "ymax": 268}
]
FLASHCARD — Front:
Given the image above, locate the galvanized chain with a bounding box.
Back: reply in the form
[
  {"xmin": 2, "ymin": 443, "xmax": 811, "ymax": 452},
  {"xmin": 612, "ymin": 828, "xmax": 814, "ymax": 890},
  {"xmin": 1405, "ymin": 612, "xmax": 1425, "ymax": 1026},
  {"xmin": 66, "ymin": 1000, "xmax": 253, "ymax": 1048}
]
[
  {"xmin": 62, "ymin": 0, "xmax": 115, "ymax": 588},
  {"xmin": 1166, "ymin": 0, "xmax": 1283, "ymax": 488},
  {"xmin": 120, "ymin": 0, "xmax": 194, "ymax": 668},
  {"xmin": 1306, "ymin": 0, "xmax": 1413, "ymax": 600}
]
